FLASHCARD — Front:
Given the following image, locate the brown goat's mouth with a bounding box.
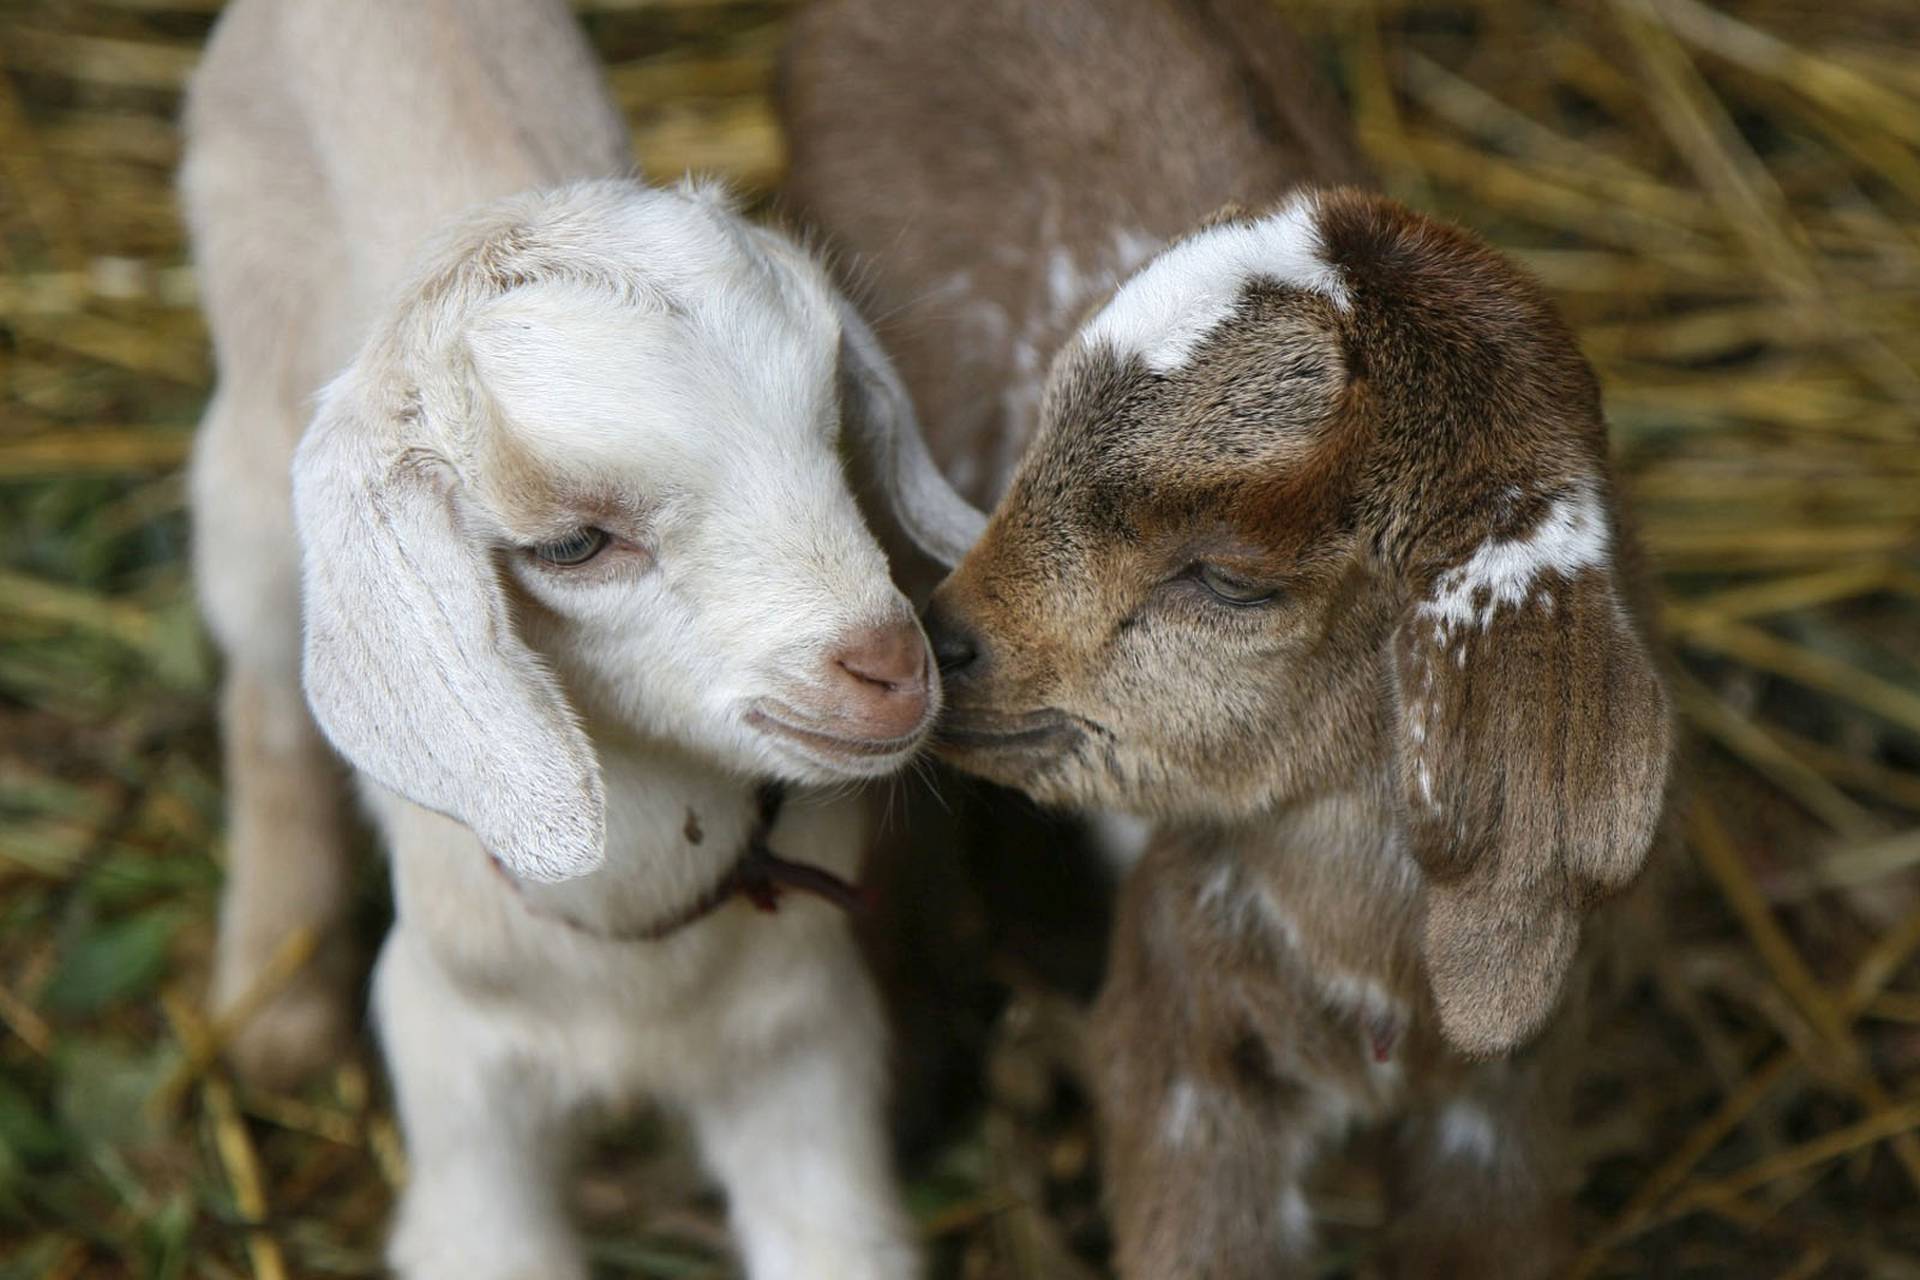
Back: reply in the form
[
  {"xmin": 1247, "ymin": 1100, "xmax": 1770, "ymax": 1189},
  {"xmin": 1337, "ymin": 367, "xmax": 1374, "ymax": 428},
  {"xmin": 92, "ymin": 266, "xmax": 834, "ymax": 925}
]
[{"xmin": 936, "ymin": 708, "xmax": 1084, "ymax": 755}]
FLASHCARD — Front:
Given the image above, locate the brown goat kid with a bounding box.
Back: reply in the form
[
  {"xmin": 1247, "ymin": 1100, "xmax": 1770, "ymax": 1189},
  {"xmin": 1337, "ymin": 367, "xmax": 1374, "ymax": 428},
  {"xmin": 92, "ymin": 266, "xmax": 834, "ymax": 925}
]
[
  {"xmin": 935, "ymin": 193, "xmax": 1676, "ymax": 1276},
  {"xmin": 785, "ymin": 1, "xmax": 1675, "ymax": 1275}
]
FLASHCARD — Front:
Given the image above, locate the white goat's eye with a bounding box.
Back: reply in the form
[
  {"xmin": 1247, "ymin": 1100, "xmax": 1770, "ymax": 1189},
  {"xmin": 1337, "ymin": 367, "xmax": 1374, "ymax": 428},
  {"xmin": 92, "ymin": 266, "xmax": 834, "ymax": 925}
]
[
  {"xmin": 1195, "ymin": 563, "xmax": 1278, "ymax": 607},
  {"xmin": 530, "ymin": 528, "xmax": 610, "ymax": 567}
]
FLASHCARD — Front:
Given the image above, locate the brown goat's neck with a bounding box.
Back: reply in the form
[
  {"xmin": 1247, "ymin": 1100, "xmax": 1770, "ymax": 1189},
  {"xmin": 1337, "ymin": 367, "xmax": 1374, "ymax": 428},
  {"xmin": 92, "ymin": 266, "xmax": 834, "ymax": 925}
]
[{"xmin": 1228, "ymin": 778, "xmax": 1427, "ymax": 1001}]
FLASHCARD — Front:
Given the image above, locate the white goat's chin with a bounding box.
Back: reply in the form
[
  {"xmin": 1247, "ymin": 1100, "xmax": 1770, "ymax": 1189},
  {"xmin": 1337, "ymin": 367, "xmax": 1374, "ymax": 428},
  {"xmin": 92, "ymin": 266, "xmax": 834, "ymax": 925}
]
[{"xmin": 744, "ymin": 702, "xmax": 929, "ymax": 782}]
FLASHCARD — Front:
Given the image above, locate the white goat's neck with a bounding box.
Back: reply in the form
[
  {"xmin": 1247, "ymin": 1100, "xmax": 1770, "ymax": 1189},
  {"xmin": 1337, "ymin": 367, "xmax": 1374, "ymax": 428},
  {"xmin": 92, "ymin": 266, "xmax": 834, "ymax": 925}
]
[{"xmin": 515, "ymin": 731, "xmax": 766, "ymax": 936}]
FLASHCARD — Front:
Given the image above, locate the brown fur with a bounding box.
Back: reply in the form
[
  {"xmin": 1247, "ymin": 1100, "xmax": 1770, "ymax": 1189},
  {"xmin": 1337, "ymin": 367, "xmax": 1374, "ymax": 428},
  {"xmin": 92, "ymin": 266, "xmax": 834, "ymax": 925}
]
[
  {"xmin": 783, "ymin": 0, "xmax": 1368, "ymax": 519},
  {"xmin": 783, "ymin": 3, "xmax": 1672, "ymax": 1275},
  {"xmin": 781, "ymin": 0, "xmax": 1374, "ymax": 1162},
  {"xmin": 929, "ymin": 193, "xmax": 1673, "ymax": 1275}
]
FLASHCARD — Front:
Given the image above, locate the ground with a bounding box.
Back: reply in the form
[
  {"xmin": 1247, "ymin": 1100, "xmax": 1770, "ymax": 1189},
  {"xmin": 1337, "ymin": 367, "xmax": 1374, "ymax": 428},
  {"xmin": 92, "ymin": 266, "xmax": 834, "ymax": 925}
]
[{"xmin": 2, "ymin": 0, "xmax": 1920, "ymax": 1276}]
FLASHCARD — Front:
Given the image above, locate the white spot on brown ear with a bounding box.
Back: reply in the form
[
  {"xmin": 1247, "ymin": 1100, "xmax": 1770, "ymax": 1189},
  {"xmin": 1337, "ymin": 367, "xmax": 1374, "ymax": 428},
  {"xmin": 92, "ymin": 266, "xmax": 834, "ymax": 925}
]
[
  {"xmin": 1079, "ymin": 194, "xmax": 1345, "ymax": 374},
  {"xmin": 1417, "ymin": 482, "xmax": 1610, "ymax": 634}
]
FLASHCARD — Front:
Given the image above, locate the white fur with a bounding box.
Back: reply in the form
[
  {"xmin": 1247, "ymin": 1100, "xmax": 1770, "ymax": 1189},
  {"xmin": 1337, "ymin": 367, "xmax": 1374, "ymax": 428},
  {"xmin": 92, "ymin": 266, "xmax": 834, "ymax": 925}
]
[
  {"xmin": 1416, "ymin": 483, "xmax": 1610, "ymax": 634},
  {"xmin": 299, "ymin": 185, "xmax": 927, "ymax": 1276},
  {"xmin": 1276, "ymin": 1185, "xmax": 1314, "ymax": 1249},
  {"xmin": 1196, "ymin": 862, "xmax": 1238, "ymax": 916},
  {"xmin": 1161, "ymin": 1076, "xmax": 1204, "ymax": 1148},
  {"xmin": 184, "ymin": 3, "xmax": 945, "ymax": 1275},
  {"xmin": 1315, "ymin": 970, "xmax": 1405, "ymax": 1032},
  {"xmin": 834, "ymin": 288, "xmax": 988, "ymax": 565},
  {"xmin": 1195, "ymin": 857, "xmax": 1303, "ymax": 950},
  {"xmin": 295, "ymin": 180, "xmax": 936, "ymax": 881},
  {"xmin": 1435, "ymin": 1099, "xmax": 1502, "ymax": 1166},
  {"xmin": 1080, "ymin": 196, "xmax": 1345, "ymax": 374},
  {"xmin": 376, "ymin": 772, "xmax": 914, "ymax": 1280},
  {"xmin": 1089, "ymin": 810, "xmax": 1153, "ymax": 869},
  {"xmin": 990, "ymin": 228, "xmax": 1164, "ymax": 492}
]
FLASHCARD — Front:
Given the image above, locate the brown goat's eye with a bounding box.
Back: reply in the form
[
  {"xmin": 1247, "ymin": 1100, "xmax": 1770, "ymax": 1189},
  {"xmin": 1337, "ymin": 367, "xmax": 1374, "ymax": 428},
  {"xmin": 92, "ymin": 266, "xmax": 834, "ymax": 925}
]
[
  {"xmin": 531, "ymin": 528, "xmax": 610, "ymax": 567},
  {"xmin": 1195, "ymin": 564, "xmax": 1278, "ymax": 607}
]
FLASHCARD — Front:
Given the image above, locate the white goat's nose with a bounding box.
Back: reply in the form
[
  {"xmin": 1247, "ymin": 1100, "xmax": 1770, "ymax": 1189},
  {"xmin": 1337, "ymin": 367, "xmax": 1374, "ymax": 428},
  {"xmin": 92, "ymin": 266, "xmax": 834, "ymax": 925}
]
[{"xmin": 824, "ymin": 620, "xmax": 932, "ymax": 741}]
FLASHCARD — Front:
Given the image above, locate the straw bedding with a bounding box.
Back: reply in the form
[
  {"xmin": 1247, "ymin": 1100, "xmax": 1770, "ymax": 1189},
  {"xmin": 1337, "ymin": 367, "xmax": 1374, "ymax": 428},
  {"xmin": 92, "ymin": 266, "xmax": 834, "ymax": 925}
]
[{"xmin": 1, "ymin": 0, "xmax": 1917, "ymax": 1274}]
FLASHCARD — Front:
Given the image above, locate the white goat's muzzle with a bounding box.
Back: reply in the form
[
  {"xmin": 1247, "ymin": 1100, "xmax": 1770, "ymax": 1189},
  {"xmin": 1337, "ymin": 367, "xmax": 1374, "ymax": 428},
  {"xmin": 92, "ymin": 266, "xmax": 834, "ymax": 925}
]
[{"xmin": 747, "ymin": 613, "xmax": 937, "ymax": 776}]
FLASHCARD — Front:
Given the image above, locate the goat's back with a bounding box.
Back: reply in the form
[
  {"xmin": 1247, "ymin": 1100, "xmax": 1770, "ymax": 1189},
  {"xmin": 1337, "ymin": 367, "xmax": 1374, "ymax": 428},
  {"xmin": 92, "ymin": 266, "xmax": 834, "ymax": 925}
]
[
  {"xmin": 182, "ymin": 0, "xmax": 630, "ymax": 385},
  {"xmin": 782, "ymin": 0, "xmax": 1369, "ymax": 505}
]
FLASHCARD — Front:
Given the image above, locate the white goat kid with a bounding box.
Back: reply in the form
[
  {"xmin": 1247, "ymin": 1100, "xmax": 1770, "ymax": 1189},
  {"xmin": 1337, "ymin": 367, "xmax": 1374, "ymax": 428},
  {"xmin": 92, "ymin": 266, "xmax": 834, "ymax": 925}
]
[
  {"xmin": 181, "ymin": 3, "xmax": 978, "ymax": 1277},
  {"xmin": 304, "ymin": 182, "xmax": 955, "ymax": 1280}
]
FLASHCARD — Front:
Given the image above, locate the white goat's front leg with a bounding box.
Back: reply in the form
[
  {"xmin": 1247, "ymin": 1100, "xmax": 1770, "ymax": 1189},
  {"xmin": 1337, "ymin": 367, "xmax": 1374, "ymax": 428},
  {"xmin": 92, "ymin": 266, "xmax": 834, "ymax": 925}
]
[
  {"xmin": 209, "ymin": 665, "xmax": 358, "ymax": 1079},
  {"xmin": 193, "ymin": 383, "xmax": 360, "ymax": 1088},
  {"xmin": 687, "ymin": 930, "xmax": 918, "ymax": 1280},
  {"xmin": 376, "ymin": 931, "xmax": 586, "ymax": 1280}
]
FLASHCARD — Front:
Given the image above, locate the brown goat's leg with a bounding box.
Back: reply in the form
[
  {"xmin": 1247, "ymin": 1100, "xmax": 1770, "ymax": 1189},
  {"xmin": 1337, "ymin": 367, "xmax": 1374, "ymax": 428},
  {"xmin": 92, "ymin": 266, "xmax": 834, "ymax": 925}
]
[
  {"xmin": 1092, "ymin": 1008, "xmax": 1321, "ymax": 1277},
  {"xmin": 1382, "ymin": 1080, "xmax": 1568, "ymax": 1279},
  {"xmin": 210, "ymin": 665, "xmax": 359, "ymax": 1087},
  {"xmin": 1092, "ymin": 894, "xmax": 1325, "ymax": 1280}
]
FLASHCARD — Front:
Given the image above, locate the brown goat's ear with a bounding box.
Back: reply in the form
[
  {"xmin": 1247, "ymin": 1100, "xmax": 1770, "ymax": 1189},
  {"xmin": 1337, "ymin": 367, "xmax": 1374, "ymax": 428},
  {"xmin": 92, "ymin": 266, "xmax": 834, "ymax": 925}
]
[{"xmin": 1391, "ymin": 483, "xmax": 1671, "ymax": 1057}]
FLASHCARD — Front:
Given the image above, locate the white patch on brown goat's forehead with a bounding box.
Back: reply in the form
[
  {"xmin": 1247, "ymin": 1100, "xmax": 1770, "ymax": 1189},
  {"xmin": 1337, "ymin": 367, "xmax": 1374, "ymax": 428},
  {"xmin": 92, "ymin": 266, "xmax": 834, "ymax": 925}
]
[
  {"xmin": 1077, "ymin": 196, "xmax": 1345, "ymax": 374},
  {"xmin": 1416, "ymin": 483, "xmax": 1610, "ymax": 634},
  {"xmin": 993, "ymin": 229, "xmax": 1164, "ymax": 489}
]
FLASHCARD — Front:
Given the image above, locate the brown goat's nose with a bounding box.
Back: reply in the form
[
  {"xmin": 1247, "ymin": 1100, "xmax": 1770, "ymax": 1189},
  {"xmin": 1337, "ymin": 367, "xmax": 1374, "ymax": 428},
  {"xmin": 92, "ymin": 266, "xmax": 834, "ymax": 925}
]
[
  {"xmin": 922, "ymin": 597, "xmax": 983, "ymax": 681},
  {"xmin": 827, "ymin": 621, "xmax": 932, "ymax": 740}
]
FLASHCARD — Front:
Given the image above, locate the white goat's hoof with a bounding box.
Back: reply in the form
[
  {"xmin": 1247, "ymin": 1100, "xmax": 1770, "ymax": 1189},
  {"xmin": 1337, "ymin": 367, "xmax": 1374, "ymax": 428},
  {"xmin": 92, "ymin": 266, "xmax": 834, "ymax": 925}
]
[
  {"xmin": 387, "ymin": 1227, "xmax": 587, "ymax": 1280},
  {"xmin": 214, "ymin": 972, "xmax": 354, "ymax": 1090}
]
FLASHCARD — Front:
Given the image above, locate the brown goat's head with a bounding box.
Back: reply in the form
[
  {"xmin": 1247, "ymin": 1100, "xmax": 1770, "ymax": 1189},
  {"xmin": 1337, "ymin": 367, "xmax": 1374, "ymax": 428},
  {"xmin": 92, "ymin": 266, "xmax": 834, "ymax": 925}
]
[{"xmin": 927, "ymin": 188, "xmax": 1673, "ymax": 1055}]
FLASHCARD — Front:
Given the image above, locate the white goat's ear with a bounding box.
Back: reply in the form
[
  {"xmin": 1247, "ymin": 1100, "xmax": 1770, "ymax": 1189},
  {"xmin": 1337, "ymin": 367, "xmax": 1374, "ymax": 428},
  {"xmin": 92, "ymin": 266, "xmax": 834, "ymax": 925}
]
[
  {"xmin": 834, "ymin": 297, "xmax": 985, "ymax": 569},
  {"xmin": 291, "ymin": 379, "xmax": 605, "ymax": 883}
]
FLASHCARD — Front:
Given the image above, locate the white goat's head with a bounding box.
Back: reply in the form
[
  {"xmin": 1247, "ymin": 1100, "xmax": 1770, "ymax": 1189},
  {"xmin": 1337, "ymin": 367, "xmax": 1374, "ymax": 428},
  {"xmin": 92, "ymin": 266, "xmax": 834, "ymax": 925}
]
[{"xmin": 292, "ymin": 178, "xmax": 984, "ymax": 883}]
